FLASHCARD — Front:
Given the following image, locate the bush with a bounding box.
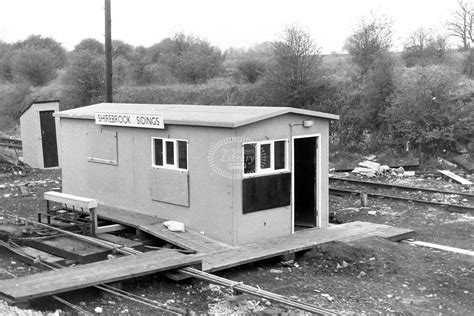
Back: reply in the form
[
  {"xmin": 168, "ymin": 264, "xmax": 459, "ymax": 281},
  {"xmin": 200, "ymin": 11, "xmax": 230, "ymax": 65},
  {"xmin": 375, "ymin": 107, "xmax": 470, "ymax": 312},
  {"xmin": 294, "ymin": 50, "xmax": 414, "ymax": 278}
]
[
  {"xmin": 61, "ymin": 51, "xmax": 105, "ymax": 109},
  {"xmin": 387, "ymin": 66, "xmax": 473, "ymax": 155},
  {"xmin": 236, "ymin": 60, "xmax": 265, "ymax": 83},
  {"xmin": 12, "ymin": 49, "xmax": 57, "ymax": 86},
  {"xmin": 0, "ymin": 84, "xmax": 31, "ymax": 131},
  {"xmin": 114, "ymin": 79, "xmax": 266, "ymax": 106}
]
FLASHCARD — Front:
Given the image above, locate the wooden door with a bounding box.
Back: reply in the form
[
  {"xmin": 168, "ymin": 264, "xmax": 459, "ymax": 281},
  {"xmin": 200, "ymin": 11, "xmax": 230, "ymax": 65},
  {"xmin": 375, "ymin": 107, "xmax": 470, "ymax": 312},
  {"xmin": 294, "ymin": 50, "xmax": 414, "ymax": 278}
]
[{"xmin": 39, "ymin": 110, "xmax": 58, "ymax": 168}]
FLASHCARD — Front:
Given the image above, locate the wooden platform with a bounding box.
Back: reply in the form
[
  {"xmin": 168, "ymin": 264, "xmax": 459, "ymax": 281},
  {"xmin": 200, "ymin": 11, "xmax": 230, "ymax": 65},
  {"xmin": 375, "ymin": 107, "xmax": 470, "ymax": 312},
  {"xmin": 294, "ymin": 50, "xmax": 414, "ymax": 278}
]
[
  {"xmin": 0, "ymin": 214, "xmax": 414, "ymax": 304},
  {"xmin": 97, "ymin": 205, "xmax": 229, "ymax": 254},
  {"xmin": 97, "ymin": 205, "xmax": 414, "ymax": 271},
  {"xmin": 0, "ymin": 249, "xmax": 202, "ymax": 303},
  {"xmin": 199, "ymin": 221, "xmax": 414, "ymax": 272}
]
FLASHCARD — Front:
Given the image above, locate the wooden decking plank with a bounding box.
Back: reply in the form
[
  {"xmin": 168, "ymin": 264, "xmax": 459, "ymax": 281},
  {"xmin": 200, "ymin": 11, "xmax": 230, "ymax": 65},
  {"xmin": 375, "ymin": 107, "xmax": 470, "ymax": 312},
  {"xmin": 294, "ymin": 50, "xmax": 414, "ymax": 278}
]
[
  {"xmin": 0, "ymin": 250, "xmax": 202, "ymax": 303},
  {"xmin": 96, "ymin": 204, "xmax": 166, "ymax": 228},
  {"xmin": 202, "ymin": 222, "xmax": 414, "ymax": 272},
  {"xmin": 139, "ymin": 223, "xmax": 231, "ymax": 254},
  {"xmin": 96, "ymin": 206, "xmax": 229, "ymax": 253}
]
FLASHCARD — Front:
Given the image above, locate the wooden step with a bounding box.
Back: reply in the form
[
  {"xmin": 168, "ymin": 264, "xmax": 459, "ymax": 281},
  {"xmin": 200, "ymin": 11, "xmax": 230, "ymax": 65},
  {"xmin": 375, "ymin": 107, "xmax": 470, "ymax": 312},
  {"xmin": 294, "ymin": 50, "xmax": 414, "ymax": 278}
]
[{"xmin": 0, "ymin": 250, "xmax": 202, "ymax": 303}]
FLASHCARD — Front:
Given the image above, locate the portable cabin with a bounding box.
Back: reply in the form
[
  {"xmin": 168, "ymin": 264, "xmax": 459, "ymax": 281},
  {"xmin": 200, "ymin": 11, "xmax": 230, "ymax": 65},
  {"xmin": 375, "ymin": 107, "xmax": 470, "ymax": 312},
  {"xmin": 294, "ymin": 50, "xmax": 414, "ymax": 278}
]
[
  {"xmin": 55, "ymin": 103, "xmax": 339, "ymax": 246},
  {"xmin": 20, "ymin": 100, "xmax": 60, "ymax": 168}
]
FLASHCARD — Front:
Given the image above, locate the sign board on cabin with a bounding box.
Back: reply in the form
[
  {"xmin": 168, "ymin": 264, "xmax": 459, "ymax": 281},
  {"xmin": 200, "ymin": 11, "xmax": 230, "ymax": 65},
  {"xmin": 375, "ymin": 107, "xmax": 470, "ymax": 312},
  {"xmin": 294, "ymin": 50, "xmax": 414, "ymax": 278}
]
[{"xmin": 95, "ymin": 112, "xmax": 164, "ymax": 129}]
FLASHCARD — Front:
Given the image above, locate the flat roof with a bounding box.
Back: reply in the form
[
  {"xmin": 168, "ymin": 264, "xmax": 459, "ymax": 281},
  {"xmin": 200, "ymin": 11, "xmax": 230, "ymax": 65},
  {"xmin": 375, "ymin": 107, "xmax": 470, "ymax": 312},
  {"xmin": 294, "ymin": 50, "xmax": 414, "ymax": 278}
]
[
  {"xmin": 20, "ymin": 99, "xmax": 60, "ymax": 116},
  {"xmin": 55, "ymin": 103, "xmax": 339, "ymax": 128}
]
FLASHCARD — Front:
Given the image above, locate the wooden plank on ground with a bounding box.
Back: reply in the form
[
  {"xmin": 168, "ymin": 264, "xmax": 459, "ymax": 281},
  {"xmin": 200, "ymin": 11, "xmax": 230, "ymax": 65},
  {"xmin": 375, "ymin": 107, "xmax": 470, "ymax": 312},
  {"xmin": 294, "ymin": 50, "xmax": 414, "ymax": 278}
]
[
  {"xmin": 139, "ymin": 223, "xmax": 231, "ymax": 254},
  {"xmin": 0, "ymin": 250, "xmax": 202, "ymax": 303},
  {"xmin": 438, "ymin": 170, "xmax": 472, "ymax": 186},
  {"xmin": 404, "ymin": 240, "xmax": 474, "ymax": 256},
  {"xmin": 25, "ymin": 236, "xmax": 111, "ymax": 264},
  {"xmin": 382, "ymin": 157, "xmax": 420, "ymax": 169},
  {"xmin": 95, "ymin": 205, "xmax": 229, "ymax": 254}
]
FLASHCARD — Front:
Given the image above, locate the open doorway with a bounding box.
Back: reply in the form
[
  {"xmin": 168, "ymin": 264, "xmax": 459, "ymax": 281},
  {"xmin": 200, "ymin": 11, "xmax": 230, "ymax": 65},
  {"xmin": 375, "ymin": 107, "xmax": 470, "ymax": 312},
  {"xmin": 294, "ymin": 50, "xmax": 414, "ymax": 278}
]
[{"xmin": 293, "ymin": 135, "xmax": 318, "ymax": 231}]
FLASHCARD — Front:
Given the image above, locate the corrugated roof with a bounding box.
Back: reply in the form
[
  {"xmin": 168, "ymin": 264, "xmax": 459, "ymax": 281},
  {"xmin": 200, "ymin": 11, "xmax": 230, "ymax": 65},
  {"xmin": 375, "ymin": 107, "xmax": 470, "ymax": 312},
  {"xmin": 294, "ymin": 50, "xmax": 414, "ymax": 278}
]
[{"xmin": 55, "ymin": 103, "xmax": 339, "ymax": 128}]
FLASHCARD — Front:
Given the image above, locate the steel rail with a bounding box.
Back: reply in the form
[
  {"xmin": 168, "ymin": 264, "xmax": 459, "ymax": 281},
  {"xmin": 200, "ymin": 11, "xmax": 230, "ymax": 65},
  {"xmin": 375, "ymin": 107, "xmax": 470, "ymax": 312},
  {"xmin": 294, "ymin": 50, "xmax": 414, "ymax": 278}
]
[
  {"xmin": 0, "ymin": 240, "xmax": 184, "ymax": 315},
  {"xmin": 0, "ymin": 246, "xmax": 93, "ymax": 316},
  {"xmin": 1, "ymin": 212, "xmax": 339, "ymax": 314},
  {"xmin": 329, "ymin": 187, "xmax": 474, "ymax": 213},
  {"xmin": 330, "ymin": 176, "xmax": 474, "ymax": 197},
  {"xmin": 2, "ymin": 212, "xmax": 139, "ymax": 256},
  {"xmin": 178, "ymin": 267, "xmax": 337, "ymax": 315}
]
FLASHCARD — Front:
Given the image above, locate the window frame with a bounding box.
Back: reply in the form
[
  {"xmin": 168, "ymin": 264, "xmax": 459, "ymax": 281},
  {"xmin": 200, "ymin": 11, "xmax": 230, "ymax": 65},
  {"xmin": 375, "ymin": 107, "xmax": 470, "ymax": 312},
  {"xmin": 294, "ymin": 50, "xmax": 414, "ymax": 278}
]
[
  {"xmin": 151, "ymin": 137, "xmax": 188, "ymax": 171},
  {"xmin": 242, "ymin": 139, "xmax": 289, "ymax": 178}
]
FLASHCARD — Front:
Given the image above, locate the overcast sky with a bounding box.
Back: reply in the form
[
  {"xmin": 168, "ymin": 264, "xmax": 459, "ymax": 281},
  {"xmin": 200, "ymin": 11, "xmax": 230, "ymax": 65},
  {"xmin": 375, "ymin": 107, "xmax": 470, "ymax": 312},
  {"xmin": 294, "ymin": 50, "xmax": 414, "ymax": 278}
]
[{"xmin": 0, "ymin": 0, "xmax": 460, "ymax": 53}]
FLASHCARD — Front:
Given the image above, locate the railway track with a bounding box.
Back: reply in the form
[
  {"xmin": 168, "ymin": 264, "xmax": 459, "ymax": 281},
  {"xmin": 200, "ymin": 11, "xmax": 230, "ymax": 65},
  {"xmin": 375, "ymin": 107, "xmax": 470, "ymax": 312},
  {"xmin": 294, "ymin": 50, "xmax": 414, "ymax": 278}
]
[
  {"xmin": 329, "ymin": 176, "xmax": 474, "ymax": 213},
  {"xmin": 0, "ymin": 212, "xmax": 337, "ymax": 315}
]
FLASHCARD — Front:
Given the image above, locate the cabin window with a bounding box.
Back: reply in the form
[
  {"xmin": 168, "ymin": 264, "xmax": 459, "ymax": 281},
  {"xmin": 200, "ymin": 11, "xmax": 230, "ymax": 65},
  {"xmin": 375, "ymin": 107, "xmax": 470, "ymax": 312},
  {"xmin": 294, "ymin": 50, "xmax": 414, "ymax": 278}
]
[
  {"xmin": 152, "ymin": 137, "xmax": 188, "ymax": 171},
  {"xmin": 243, "ymin": 139, "xmax": 288, "ymax": 176}
]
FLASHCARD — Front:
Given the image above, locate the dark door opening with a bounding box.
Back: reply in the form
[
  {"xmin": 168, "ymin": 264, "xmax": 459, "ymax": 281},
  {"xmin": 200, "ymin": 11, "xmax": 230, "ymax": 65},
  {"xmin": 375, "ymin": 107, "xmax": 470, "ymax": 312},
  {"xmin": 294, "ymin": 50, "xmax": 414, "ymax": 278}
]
[
  {"xmin": 39, "ymin": 110, "xmax": 59, "ymax": 168},
  {"xmin": 294, "ymin": 136, "xmax": 317, "ymax": 230}
]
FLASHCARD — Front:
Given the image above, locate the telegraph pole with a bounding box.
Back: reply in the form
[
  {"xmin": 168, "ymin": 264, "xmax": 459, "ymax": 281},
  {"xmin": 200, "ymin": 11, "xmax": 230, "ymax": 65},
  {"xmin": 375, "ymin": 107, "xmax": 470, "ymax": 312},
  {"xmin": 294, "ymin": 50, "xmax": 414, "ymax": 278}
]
[{"xmin": 105, "ymin": 0, "xmax": 113, "ymax": 103}]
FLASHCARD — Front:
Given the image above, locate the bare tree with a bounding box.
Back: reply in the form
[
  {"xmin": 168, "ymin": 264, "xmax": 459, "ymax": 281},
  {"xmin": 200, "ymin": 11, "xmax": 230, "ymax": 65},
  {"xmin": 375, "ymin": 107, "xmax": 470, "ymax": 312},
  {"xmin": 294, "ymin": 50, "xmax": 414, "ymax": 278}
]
[
  {"xmin": 265, "ymin": 25, "xmax": 322, "ymax": 108},
  {"xmin": 403, "ymin": 28, "xmax": 448, "ymax": 66},
  {"xmin": 447, "ymin": 0, "xmax": 473, "ymax": 49},
  {"xmin": 344, "ymin": 14, "xmax": 393, "ymax": 76}
]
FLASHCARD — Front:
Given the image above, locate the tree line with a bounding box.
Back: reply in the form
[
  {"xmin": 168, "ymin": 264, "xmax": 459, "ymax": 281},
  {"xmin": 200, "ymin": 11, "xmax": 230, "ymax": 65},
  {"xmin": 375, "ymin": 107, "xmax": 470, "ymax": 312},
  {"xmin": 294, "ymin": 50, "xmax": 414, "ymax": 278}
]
[{"xmin": 0, "ymin": 0, "xmax": 473, "ymax": 157}]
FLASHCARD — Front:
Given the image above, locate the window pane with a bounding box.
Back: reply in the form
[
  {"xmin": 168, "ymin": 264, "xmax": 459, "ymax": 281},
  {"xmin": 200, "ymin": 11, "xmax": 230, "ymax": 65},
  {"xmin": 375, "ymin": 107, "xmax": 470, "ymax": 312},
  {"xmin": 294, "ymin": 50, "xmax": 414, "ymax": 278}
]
[
  {"xmin": 260, "ymin": 143, "xmax": 271, "ymax": 169},
  {"xmin": 177, "ymin": 141, "xmax": 187, "ymax": 169},
  {"xmin": 274, "ymin": 140, "xmax": 285, "ymax": 170},
  {"xmin": 154, "ymin": 139, "xmax": 163, "ymax": 166},
  {"xmin": 243, "ymin": 143, "xmax": 256, "ymax": 174},
  {"xmin": 166, "ymin": 141, "xmax": 174, "ymax": 165}
]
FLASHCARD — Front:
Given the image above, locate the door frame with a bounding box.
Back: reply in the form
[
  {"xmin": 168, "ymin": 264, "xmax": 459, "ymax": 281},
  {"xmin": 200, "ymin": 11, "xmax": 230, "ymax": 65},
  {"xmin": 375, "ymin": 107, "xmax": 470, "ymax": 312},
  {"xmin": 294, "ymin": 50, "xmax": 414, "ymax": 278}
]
[{"xmin": 291, "ymin": 134, "xmax": 321, "ymax": 233}]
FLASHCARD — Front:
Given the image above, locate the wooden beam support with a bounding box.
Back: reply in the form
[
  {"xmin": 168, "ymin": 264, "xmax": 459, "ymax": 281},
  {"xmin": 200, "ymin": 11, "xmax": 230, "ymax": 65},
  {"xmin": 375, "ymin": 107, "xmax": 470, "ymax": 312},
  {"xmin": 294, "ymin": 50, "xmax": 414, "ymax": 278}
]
[{"xmin": 96, "ymin": 224, "xmax": 127, "ymax": 234}]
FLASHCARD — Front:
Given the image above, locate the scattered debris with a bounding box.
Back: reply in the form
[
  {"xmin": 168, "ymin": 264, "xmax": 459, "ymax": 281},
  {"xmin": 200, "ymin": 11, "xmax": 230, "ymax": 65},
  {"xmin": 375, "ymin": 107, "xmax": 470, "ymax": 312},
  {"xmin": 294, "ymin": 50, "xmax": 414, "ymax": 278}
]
[
  {"xmin": 163, "ymin": 221, "xmax": 186, "ymax": 232},
  {"xmin": 321, "ymin": 293, "xmax": 334, "ymax": 302},
  {"xmin": 357, "ymin": 271, "xmax": 368, "ymax": 278},
  {"xmin": 363, "ymin": 154, "xmax": 377, "ymax": 161},
  {"xmin": 0, "ymin": 153, "xmax": 30, "ymax": 174},
  {"xmin": 352, "ymin": 167, "xmax": 377, "ymax": 178},
  {"xmin": 437, "ymin": 157, "xmax": 457, "ymax": 168},
  {"xmin": 18, "ymin": 185, "xmax": 30, "ymax": 197},
  {"xmin": 352, "ymin": 160, "xmax": 415, "ymax": 178}
]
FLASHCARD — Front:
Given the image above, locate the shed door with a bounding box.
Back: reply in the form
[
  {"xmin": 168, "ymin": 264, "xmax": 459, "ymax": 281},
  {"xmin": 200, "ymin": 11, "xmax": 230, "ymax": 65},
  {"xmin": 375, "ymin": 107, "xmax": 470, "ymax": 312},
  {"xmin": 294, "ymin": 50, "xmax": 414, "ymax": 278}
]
[
  {"xmin": 293, "ymin": 136, "xmax": 317, "ymax": 229},
  {"xmin": 39, "ymin": 110, "xmax": 58, "ymax": 168}
]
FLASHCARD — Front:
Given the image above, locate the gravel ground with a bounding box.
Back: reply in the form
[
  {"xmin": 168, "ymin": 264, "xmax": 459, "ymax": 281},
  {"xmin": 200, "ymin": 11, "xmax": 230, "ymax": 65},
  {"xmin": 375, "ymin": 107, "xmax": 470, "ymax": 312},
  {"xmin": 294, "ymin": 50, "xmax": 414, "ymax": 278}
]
[{"xmin": 0, "ymin": 168, "xmax": 473, "ymax": 315}]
